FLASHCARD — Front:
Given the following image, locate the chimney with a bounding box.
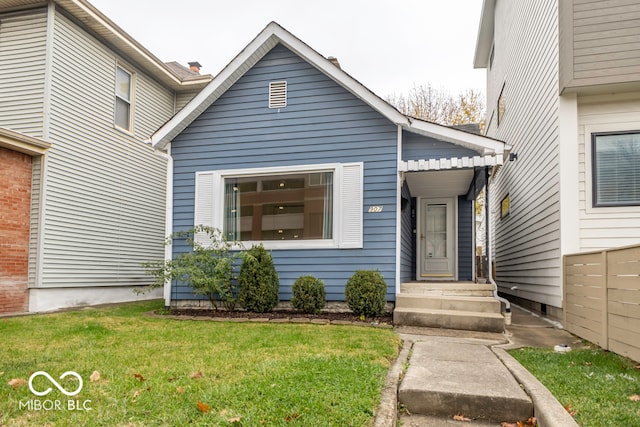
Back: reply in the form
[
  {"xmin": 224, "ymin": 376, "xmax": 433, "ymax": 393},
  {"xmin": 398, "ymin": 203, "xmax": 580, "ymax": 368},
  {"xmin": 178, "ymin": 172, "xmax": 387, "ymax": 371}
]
[
  {"xmin": 188, "ymin": 61, "xmax": 202, "ymax": 74},
  {"xmin": 327, "ymin": 56, "xmax": 341, "ymax": 69}
]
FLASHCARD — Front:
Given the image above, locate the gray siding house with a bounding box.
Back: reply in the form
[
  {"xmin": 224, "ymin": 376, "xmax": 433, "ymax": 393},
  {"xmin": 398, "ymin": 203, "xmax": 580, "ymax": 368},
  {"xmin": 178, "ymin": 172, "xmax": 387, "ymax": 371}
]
[
  {"xmin": 152, "ymin": 22, "xmax": 509, "ymax": 307},
  {"xmin": 0, "ymin": 0, "xmax": 211, "ymax": 313},
  {"xmin": 475, "ymin": 0, "xmax": 640, "ymax": 318}
]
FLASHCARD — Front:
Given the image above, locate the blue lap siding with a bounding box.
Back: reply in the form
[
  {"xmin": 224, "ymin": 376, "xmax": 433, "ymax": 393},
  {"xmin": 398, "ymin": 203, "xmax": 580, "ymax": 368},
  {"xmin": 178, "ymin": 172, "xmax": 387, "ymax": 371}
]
[{"xmin": 170, "ymin": 44, "xmax": 398, "ymax": 302}]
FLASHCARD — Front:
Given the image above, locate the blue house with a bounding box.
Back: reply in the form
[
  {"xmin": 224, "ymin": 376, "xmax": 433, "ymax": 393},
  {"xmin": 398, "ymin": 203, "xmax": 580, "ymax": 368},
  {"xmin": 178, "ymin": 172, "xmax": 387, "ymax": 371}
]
[{"xmin": 151, "ymin": 22, "xmax": 509, "ymax": 317}]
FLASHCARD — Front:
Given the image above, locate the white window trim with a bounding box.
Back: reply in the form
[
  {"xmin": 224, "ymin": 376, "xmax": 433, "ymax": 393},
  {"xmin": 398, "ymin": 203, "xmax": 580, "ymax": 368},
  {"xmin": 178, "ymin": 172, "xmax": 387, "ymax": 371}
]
[
  {"xmin": 114, "ymin": 62, "xmax": 135, "ymax": 133},
  {"xmin": 196, "ymin": 162, "xmax": 363, "ymax": 250},
  {"xmin": 584, "ymin": 123, "xmax": 640, "ymax": 215}
]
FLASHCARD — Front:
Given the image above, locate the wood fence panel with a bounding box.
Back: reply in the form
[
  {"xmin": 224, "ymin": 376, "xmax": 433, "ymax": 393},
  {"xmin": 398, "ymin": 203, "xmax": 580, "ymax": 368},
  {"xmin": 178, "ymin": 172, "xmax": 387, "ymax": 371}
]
[
  {"xmin": 564, "ymin": 251, "xmax": 607, "ymax": 349},
  {"xmin": 564, "ymin": 245, "xmax": 640, "ymax": 362}
]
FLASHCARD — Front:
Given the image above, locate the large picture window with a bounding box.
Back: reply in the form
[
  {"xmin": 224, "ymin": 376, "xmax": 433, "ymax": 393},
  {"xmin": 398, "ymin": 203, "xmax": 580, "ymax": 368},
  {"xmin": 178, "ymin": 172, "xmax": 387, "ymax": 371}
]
[
  {"xmin": 223, "ymin": 171, "xmax": 333, "ymax": 241},
  {"xmin": 592, "ymin": 131, "xmax": 640, "ymax": 207},
  {"xmin": 193, "ymin": 163, "xmax": 363, "ymax": 250}
]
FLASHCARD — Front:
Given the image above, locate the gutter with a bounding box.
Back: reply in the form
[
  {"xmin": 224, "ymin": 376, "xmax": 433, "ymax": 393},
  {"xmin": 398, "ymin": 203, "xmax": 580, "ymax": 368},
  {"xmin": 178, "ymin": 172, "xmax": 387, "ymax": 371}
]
[{"xmin": 484, "ymin": 167, "xmax": 511, "ymax": 325}]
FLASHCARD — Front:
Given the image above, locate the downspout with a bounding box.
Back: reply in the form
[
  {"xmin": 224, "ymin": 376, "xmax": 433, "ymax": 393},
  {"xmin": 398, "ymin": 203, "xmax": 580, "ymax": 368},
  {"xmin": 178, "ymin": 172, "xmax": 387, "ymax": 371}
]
[{"xmin": 485, "ymin": 166, "xmax": 511, "ymax": 325}]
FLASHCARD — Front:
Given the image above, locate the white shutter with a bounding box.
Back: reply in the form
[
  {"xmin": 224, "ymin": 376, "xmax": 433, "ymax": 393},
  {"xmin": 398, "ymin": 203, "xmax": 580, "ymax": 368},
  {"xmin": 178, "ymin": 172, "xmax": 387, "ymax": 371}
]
[
  {"xmin": 339, "ymin": 163, "xmax": 363, "ymax": 248},
  {"xmin": 194, "ymin": 171, "xmax": 216, "ymax": 246}
]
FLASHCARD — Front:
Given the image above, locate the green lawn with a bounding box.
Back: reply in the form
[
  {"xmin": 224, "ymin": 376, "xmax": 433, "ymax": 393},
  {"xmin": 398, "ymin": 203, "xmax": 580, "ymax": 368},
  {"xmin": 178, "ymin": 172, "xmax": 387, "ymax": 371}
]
[
  {"xmin": 510, "ymin": 346, "xmax": 640, "ymax": 427},
  {"xmin": 0, "ymin": 301, "xmax": 400, "ymax": 426}
]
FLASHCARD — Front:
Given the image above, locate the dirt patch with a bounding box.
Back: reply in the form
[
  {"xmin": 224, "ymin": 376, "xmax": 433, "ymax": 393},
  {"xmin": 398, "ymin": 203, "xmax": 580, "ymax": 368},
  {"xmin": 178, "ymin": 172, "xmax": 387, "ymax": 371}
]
[{"xmin": 165, "ymin": 308, "xmax": 393, "ymax": 326}]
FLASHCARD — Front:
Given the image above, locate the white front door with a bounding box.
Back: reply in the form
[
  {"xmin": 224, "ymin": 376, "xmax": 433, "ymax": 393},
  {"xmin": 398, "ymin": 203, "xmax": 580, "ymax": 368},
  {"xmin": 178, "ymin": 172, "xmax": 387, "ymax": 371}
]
[{"xmin": 419, "ymin": 198, "xmax": 455, "ymax": 279}]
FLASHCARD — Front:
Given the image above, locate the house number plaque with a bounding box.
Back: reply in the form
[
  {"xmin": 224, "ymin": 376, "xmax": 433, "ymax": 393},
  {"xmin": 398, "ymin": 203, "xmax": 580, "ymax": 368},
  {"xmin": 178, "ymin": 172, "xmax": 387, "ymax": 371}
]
[{"xmin": 368, "ymin": 206, "xmax": 383, "ymax": 213}]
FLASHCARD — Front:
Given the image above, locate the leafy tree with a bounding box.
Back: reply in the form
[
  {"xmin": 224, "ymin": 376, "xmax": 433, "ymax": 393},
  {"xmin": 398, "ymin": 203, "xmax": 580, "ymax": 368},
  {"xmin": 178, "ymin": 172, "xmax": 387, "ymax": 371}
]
[
  {"xmin": 387, "ymin": 84, "xmax": 485, "ymax": 127},
  {"xmin": 143, "ymin": 226, "xmax": 241, "ymax": 311}
]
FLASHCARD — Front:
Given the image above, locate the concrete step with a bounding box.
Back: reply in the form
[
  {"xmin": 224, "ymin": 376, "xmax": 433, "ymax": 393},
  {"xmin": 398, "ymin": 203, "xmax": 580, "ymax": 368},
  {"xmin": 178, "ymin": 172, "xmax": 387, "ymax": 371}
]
[
  {"xmin": 400, "ymin": 282, "xmax": 495, "ymax": 297},
  {"xmin": 399, "ymin": 341, "xmax": 533, "ymax": 423},
  {"xmin": 394, "ymin": 307, "xmax": 505, "ymax": 333},
  {"xmin": 396, "ymin": 294, "xmax": 501, "ymax": 313}
]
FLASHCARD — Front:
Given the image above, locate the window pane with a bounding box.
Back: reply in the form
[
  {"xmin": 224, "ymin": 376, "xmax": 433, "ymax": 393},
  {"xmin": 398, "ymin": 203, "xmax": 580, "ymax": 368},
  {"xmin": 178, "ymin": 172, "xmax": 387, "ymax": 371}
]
[
  {"xmin": 224, "ymin": 172, "xmax": 333, "ymax": 241},
  {"xmin": 594, "ymin": 133, "xmax": 640, "ymax": 206},
  {"xmin": 115, "ymin": 97, "xmax": 130, "ymax": 129},
  {"xmin": 115, "ymin": 98, "xmax": 131, "ymax": 129},
  {"xmin": 116, "ymin": 67, "xmax": 131, "ymax": 101}
]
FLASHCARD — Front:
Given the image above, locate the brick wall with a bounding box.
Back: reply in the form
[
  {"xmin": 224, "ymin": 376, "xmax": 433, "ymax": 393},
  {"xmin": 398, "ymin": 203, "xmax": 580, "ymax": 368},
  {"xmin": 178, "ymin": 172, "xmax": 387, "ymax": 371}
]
[{"xmin": 0, "ymin": 146, "xmax": 32, "ymax": 313}]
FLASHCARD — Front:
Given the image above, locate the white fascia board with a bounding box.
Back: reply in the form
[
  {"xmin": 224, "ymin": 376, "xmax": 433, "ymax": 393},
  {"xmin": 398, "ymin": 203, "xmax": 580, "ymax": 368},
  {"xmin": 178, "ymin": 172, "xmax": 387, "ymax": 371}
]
[
  {"xmin": 473, "ymin": 0, "xmax": 496, "ymax": 69},
  {"xmin": 152, "ymin": 22, "xmax": 410, "ymax": 149},
  {"xmin": 406, "ymin": 119, "xmax": 507, "ymax": 156}
]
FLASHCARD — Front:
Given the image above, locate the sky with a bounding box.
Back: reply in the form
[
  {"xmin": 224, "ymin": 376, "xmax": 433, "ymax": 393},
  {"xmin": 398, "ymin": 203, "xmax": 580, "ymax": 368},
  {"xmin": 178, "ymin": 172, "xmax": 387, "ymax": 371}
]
[{"xmin": 89, "ymin": 0, "xmax": 487, "ymax": 100}]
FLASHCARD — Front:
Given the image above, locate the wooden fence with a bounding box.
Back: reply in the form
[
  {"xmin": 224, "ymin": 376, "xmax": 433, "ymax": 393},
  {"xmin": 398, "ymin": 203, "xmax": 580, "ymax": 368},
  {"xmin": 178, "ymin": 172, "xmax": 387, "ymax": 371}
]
[{"xmin": 564, "ymin": 245, "xmax": 640, "ymax": 363}]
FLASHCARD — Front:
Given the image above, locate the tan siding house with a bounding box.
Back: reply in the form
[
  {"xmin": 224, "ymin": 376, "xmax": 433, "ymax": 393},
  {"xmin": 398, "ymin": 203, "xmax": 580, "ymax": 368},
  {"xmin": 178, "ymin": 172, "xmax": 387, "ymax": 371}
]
[
  {"xmin": 0, "ymin": 0, "xmax": 211, "ymax": 313},
  {"xmin": 475, "ymin": 0, "xmax": 640, "ymax": 318}
]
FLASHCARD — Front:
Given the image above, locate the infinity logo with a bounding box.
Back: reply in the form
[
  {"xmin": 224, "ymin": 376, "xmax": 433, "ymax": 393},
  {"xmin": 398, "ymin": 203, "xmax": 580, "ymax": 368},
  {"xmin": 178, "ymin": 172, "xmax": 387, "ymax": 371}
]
[{"xmin": 28, "ymin": 371, "xmax": 83, "ymax": 397}]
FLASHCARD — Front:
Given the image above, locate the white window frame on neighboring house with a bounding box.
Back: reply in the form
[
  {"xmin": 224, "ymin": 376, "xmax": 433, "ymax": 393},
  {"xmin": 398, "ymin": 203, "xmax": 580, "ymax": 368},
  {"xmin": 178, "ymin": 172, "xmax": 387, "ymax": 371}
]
[
  {"xmin": 591, "ymin": 130, "xmax": 640, "ymax": 208},
  {"xmin": 193, "ymin": 162, "xmax": 363, "ymax": 250},
  {"xmin": 114, "ymin": 63, "xmax": 134, "ymax": 132}
]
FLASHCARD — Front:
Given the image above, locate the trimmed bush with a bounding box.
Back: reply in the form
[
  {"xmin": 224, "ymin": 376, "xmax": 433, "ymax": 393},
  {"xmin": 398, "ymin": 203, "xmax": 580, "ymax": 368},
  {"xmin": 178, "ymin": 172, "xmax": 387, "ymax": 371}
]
[
  {"xmin": 291, "ymin": 276, "xmax": 326, "ymax": 314},
  {"xmin": 345, "ymin": 270, "xmax": 387, "ymax": 317},
  {"xmin": 238, "ymin": 244, "xmax": 279, "ymax": 313}
]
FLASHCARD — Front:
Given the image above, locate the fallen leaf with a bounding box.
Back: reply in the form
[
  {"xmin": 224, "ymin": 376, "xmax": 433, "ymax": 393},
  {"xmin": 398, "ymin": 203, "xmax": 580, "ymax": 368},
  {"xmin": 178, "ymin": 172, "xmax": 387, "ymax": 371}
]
[
  {"xmin": 500, "ymin": 423, "xmax": 517, "ymax": 427},
  {"xmin": 8, "ymin": 378, "xmax": 27, "ymax": 389},
  {"xmin": 134, "ymin": 373, "xmax": 145, "ymax": 382},
  {"xmin": 197, "ymin": 401, "xmax": 211, "ymax": 413},
  {"xmin": 176, "ymin": 386, "xmax": 184, "ymax": 394},
  {"xmin": 629, "ymin": 394, "xmax": 640, "ymax": 402},
  {"xmin": 634, "ymin": 365, "xmax": 640, "ymax": 371},
  {"xmin": 284, "ymin": 413, "xmax": 300, "ymax": 421},
  {"xmin": 220, "ymin": 409, "xmax": 228, "ymax": 416},
  {"xmin": 527, "ymin": 417, "xmax": 538, "ymax": 426},
  {"xmin": 0, "ymin": 371, "xmax": 4, "ymax": 376},
  {"xmin": 90, "ymin": 371, "xmax": 100, "ymax": 382},
  {"xmin": 189, "ymin": 371, "xmax": 204, "ymax": 379},
  {"xmin": 453, "ymin": 413, "xmax": 471, "ymax": 421},
  {"xmin": 228, "ymin": 417, "xmax": 242, "ymax": 423},
  {"xmin": 564, "ymin": 404, "xmax": 577, "ymax": 417},
  {"xmin": 132, "ymin": 390, "xmax": 141, "ymax": 399},
  {"xmin": 584, "ymin": 362, "xmax": 593, "ymax": 366}
]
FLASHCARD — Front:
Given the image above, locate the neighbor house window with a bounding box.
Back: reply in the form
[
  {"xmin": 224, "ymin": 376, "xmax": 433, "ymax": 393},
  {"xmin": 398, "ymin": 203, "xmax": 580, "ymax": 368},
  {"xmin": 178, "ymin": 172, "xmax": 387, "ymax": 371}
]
[
  {"xmin": 115, "ymin": 65, "xmax": 133, "ymax": 130},
  {"xmin": 592, "ymin": 131, "xmax": 640, "ymax": 206},
  {"xmin": 500, "ymin": 193, "xmax": 510, "ymax": 219},
  {"xmin": 223, "ymin": 171, "xmax": 333, "ymax": 241}
]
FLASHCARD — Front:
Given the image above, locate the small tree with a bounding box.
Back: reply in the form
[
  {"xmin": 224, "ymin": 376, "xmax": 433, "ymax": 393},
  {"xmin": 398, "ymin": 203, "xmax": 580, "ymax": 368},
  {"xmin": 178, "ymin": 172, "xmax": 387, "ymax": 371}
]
[
  {"xmin": 143, "ymin": 226, "xmax": 241, "ymax": 311},
  {"xmin": 238, "ymin": 244, "xmax": 279, "ymax": 313}
]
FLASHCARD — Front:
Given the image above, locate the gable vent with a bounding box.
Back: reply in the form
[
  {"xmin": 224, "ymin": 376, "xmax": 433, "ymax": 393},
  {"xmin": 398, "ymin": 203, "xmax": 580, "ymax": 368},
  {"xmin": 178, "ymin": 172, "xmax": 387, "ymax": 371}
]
[{"xmin": 269, "ymin": 81, "xmax": 287, "ymax": 109}]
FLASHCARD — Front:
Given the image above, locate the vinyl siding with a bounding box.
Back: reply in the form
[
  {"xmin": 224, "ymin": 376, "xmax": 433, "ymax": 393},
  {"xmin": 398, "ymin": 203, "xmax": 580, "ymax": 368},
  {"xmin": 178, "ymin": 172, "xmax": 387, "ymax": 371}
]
[
  {"xmin": 27, "ymin": 155, "xmax": 42, "ymax": 288},
  {"xmin": 485, "ymin": 0, "xmax": 562, "ymax": 307},
  {"xmin": 400, "ymin": 182, "xmax": 415, "ymax": 283},
  {"xmin": 577, "ymin": 92, "xmax": 640, "ymax": 250},
  {"xmin": 0, "ymin": 9, "xmax": 47, "ymax": 137},
  {"xmin": 170, "ymin": 44, "xmax": 398, "ymax": 301},
  {"xmin": 36, "ymin": 10, "xmax": 169, "ymax": 288},
  {"xmin": 457, "ymin": 196, "xmax": 473, "ymax": 281},
  {"xmin": 175, "ymin": 90, "xmax": 199, "ymax": 112},
  {"xmin": 402, "ymin": 131, "xmax": 481, "ymax": 160},
  {"xmin": 560, "ymin": 0, "xmax": 640, "ymax": 91}
]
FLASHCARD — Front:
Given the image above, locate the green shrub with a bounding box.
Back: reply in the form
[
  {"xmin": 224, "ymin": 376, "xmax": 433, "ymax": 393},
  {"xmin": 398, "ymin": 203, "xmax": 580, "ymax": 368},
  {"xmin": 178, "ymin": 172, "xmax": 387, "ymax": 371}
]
[
  {"xmin": 291, "ymin": 276, "xmax": 326, "ymax": 314},
  {"xmin": 345, "ymin": 270, "xmax": 387, "ymax": 317},
  {"xmin": 142, "ymin": 226, "xmax": 240, "ymax": 311},
  {"xmin": 238, "ymin": 244, "xmax": 279, "ymax": 313}
]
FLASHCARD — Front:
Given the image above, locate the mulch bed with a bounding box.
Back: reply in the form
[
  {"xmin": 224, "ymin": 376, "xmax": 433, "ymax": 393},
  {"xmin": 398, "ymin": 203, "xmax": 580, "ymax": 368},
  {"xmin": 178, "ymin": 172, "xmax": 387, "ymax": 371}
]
[{"xmin": 163, "ymin": 308, "xmax": 393, "ymax": 326}]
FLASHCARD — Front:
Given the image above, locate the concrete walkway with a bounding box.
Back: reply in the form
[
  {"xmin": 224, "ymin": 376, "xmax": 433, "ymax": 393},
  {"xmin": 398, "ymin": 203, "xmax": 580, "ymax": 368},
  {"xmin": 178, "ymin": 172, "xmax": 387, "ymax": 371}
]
[{"xmin": 377, "ymin": 305, "xmax": 584, "ymax": 427}]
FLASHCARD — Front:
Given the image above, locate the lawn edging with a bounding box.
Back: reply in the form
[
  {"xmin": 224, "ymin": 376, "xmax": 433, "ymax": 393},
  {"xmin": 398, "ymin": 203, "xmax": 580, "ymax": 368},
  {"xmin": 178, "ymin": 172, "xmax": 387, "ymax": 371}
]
[
  {"xmin": 492, "ymin": 347, "xmax": 579, "ymax": 427},
  {"xmin": 373, "ymin": 339, "xmax": 411, "ymax": 427}
]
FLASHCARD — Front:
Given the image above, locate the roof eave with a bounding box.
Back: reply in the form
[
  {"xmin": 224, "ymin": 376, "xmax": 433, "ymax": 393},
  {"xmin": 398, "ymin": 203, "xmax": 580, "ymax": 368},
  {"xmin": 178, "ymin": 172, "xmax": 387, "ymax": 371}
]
[
  {"xmin": 0, "ymin": 127, "xmax": 51, "ymax": 155},
  {"xmin": 473, "ymin": 0, "xmax": 496, "ymax": 69}
]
